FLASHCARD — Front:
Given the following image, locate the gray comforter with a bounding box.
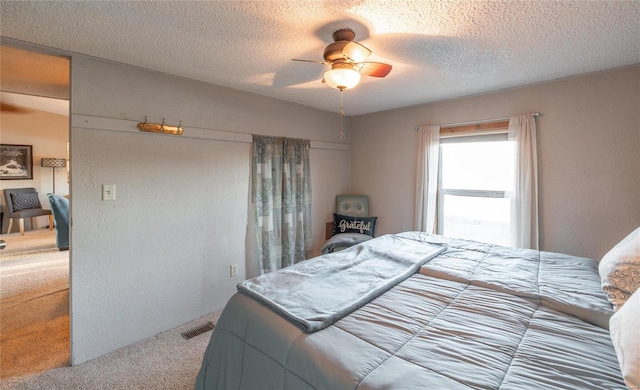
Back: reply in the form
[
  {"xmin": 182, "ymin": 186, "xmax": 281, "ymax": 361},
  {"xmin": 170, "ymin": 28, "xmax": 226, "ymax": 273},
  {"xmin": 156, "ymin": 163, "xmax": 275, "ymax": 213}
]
[{"xmin": 195, "ymin": 233, "xmax": 625, "ymax": 389}]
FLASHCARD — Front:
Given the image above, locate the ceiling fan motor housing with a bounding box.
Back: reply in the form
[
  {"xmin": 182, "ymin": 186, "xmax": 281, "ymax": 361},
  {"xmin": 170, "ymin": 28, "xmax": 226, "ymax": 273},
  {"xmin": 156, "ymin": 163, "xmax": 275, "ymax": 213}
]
[
  {"xmin": 331, "ymin": 60, "xmax": 354, "ymax": 71},
  {"xmin": 323, "ymin": 28, "xmax": 356, "ymax": 62},
  {"xmin": 323, "ymin": 42, "xmax": 350, "ymax": 62},
  {"xmin": 333, "ymin": 28, "xmax": 356, "ymax": 42}
]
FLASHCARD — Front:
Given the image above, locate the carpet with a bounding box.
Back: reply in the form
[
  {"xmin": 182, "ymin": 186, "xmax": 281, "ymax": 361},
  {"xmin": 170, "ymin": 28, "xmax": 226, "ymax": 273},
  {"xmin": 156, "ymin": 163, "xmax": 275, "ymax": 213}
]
[
  {"xmin": 0, "ymin": 248, "xmax": 70, "ymax": 380},
  {"xmin": 0, "ymin": 229, "xmax": 58, "ymax": 257},
  {"xmin": 1, "ymin": 311, "xmax": 222, "ymax": 390}
]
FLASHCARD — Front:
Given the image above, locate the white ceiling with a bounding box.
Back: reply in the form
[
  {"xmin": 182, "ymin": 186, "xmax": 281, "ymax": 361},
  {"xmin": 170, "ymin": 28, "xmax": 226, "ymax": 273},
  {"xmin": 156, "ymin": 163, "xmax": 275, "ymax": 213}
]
[{"xmin": 1, "ymin": 1, "xmax": 639, "ymax": 116}]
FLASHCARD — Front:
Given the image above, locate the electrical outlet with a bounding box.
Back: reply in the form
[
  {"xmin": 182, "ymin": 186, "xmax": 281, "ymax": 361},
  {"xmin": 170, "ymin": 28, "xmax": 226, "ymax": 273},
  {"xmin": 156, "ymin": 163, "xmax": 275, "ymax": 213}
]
[
  {"xmin": 229, "ymin": 264, "xmax": 238, "ymax": 277},
  {"xmin": 102, "ymin": 184, "xmax": 116, "ymax": 201}
]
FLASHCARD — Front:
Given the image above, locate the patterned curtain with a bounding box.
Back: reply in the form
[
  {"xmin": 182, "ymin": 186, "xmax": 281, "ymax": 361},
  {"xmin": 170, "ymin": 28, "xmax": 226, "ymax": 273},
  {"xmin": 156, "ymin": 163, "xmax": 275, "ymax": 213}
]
[{"xmin": 252, "ymin": 135, "xmax": 312, "ymax": 274}]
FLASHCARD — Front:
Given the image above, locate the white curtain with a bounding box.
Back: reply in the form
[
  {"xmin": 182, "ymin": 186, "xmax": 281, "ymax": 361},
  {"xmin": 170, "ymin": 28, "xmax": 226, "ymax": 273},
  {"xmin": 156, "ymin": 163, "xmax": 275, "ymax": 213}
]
[
  {"xmin": 508, "ymin": 114, "xmax": 539, "ymax": 249},
  {"xmin": 414, "ymin": 125, "xmax": 440, "ymax": 233}
]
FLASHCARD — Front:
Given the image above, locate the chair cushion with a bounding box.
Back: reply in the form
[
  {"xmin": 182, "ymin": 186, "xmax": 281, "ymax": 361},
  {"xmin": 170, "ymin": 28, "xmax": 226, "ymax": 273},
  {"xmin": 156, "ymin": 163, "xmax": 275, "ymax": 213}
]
[{"xmin": 11, "ymin": 192, "xmax": 42, "ymax": 211}]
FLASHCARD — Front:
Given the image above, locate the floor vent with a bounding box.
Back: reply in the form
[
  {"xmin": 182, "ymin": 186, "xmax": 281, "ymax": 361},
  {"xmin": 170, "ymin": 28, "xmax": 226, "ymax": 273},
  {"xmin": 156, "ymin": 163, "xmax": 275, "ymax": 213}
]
[{"xmin": 181, "ymin": 322, "xmax": 215, "ymax": 340}]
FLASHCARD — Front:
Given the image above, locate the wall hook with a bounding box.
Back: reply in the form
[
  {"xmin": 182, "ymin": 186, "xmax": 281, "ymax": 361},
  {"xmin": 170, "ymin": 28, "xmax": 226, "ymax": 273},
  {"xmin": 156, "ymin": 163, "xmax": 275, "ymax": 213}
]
[{"xmin": 137, "ymin": 116, "xmax": 184, "ymax": 135}]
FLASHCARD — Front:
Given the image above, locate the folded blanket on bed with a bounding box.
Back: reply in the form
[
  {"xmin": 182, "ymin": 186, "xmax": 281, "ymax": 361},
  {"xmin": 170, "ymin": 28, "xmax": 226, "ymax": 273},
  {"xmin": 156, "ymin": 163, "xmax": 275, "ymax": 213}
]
[{"xmin": 238, "ymin": 234, "xmax": 447, "ymax": 332}]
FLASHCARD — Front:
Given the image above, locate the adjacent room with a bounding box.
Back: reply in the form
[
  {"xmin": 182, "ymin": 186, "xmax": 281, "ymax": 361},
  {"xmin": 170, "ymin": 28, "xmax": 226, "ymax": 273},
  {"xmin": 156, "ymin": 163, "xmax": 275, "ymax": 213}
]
[
  {"xmin": 0, "ymin": 47, "xmax": 70, "ymax": 379},
  {"xmin": 0, "ymin": 1, "xmax": 638, "ymax": 389}
]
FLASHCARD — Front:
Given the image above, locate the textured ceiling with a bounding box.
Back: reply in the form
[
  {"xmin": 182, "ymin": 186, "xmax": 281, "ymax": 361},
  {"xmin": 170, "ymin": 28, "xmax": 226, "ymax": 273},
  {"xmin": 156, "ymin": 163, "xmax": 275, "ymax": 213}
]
[{"xmin": 1, "ymin": 1, "xmax": 639, "ymax": 116}]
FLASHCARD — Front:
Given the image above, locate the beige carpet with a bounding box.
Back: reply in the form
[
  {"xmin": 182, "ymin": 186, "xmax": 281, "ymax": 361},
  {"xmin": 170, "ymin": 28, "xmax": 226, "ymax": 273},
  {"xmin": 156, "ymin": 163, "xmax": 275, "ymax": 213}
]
[
  {"xmin": 1, "ymin": 311, "xmax": 221, "ymax": 390},
  {"xmin": 0, "ymin": 229, "xmax": 59, "ymax": 257},
  {"xmin": 0, "ymin": 235, "xmax": 70, "ymax": 380}
]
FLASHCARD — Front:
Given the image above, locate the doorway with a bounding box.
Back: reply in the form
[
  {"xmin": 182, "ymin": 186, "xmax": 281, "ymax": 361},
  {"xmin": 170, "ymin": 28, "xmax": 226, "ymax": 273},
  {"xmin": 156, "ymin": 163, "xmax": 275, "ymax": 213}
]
[{"xmin": 0, "ymin": 44, "xmax": 71, "ymax": 379}]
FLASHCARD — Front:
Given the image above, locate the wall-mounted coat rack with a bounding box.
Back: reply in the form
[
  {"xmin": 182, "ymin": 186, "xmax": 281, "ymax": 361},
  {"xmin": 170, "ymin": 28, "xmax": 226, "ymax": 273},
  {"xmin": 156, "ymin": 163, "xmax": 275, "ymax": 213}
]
[{"xmin": 137, "ymin": 116, "xmax": 184, "ymax": 135}]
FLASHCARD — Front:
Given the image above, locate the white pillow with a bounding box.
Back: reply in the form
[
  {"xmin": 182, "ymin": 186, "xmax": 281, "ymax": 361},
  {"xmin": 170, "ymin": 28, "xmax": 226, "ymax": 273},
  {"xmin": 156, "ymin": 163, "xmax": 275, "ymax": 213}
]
[
  {"xmin": 609, "ymin": 288, "xmax": 640, "ymax": 388},
  {"xmin": 599, "ymin": 227, "xmax": 640, "ymax": 310}
]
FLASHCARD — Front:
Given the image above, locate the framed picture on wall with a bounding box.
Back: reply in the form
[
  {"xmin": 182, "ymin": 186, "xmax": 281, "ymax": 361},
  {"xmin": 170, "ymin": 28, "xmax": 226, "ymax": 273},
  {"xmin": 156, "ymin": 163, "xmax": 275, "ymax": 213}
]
[{"xmin": 0, "ymin": 144, "xmax": 33, "ymax": 180}]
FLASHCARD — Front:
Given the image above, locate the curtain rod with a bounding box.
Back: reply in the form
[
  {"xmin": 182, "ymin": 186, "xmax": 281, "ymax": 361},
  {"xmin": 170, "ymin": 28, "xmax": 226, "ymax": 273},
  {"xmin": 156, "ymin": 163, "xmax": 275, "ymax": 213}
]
[{"xmin": 415, "ymin": 112, "xmax": 540, "ymax": 130}]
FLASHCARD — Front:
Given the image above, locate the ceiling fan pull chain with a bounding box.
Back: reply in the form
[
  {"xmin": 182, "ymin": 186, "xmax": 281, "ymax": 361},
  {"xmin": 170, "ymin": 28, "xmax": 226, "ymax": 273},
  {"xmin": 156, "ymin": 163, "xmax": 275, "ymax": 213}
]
[{"xmin": 339, "ymin": 90, "xmax": 346, "ymax": 140}]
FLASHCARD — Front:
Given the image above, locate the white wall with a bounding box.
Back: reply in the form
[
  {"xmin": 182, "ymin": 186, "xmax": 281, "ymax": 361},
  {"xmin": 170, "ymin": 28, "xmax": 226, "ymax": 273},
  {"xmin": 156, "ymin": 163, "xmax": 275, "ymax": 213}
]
[
  {"xmin": 0, "ymin": 108, "xmax": 69, "ymax": 232},
  {"xmin": 70, "ymin": 56, "xmax": 350, "ymax": 364},
  {"xmin": 350, "ymin": 65, "xmax": 640, "ymax": 261}
]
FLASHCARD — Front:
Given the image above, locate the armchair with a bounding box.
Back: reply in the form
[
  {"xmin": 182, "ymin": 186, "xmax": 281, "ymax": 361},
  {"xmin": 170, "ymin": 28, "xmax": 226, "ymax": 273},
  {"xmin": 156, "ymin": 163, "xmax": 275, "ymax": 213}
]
[
  {"xmin": 3, "ymin": 188, "xmax": 53, "ymax": 235},
  {"xmin": 321, "ymin": 195, "xmax": 377, "ymax": 254},
  {"xmin": 47, "ymin": 193, "xmax": 69, "ymax": 250}
]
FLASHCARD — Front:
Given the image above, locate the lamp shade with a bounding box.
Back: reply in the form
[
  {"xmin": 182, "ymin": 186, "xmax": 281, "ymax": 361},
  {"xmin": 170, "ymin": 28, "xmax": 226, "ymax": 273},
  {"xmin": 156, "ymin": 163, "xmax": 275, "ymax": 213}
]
[
  {"xmin": 41, "ymin": 158, "xmax": 66, "ymax": 168},
  {"xmin": 324, "ymin": 68, "xmax": 361, "ymax": 90}
]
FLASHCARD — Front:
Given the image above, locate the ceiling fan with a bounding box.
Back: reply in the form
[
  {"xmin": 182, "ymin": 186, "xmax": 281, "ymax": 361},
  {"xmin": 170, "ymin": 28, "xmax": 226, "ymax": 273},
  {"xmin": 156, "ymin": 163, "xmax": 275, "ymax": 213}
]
[
  {"xmin": 0, "ymin": 102, "xmax": 31, "ymax": 114},
  {"xmin": 292, "ymin": 28, "xmax": 392, "ymax": 91}
]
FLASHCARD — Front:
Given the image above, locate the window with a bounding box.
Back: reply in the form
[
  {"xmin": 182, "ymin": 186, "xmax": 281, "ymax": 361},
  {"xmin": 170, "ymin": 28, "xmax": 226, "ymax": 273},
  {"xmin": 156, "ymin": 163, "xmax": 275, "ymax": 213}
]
[
  {"xmin": 437, "ymin": 134, "xmax": 515, "ymax": 246},
  {"xmin": 416, "ymin": 114, "xmax": 538, "ymax": 249}
]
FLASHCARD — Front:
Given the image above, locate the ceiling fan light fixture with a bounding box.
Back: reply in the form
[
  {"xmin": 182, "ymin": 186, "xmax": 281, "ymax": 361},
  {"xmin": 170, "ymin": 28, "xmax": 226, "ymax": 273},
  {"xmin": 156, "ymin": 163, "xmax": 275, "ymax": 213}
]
[{"xmin": 324, "ymin": 67, "xmax": 361, "ymax": 90}]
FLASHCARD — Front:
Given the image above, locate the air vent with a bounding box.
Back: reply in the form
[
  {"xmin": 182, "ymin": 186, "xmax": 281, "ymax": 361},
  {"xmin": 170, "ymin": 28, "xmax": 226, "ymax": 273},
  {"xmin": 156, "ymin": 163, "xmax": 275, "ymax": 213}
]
[{"xmin": 181, "ymin": 322, "xmax": 215, "ymax": 340}]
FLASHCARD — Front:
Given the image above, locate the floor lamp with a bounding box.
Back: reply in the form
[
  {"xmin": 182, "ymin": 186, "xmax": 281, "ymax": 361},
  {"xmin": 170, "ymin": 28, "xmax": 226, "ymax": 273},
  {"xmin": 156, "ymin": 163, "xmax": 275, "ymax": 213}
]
[{"xmin": 41, "ymin": 158, "xmax": 67, "ymax": 194}]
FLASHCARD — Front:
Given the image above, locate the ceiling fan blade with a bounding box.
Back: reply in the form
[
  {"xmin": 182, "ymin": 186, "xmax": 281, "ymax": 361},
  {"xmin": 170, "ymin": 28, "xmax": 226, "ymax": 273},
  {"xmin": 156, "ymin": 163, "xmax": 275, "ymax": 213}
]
[
  {"xmin": 357, "ymin": 62, "xmax": 392, "ymax": 78},
  {"xmin": 343, "ymin": 41, "xmax": 371, "ymax": 62},
  {"xmin": 0, "ymin": 102, "xmax": 31, "ymax": 113},
  {"xmin": 292, "ymin": 58, "xmax": 327, "ymax": 64}
]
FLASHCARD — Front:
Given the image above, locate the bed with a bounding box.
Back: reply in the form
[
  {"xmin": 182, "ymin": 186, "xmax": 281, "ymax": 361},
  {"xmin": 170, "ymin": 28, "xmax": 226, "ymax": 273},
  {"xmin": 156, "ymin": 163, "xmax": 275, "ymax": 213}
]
[{"xmin": 195, "ymin": 230, "xmax": 639, "ymax": 389}]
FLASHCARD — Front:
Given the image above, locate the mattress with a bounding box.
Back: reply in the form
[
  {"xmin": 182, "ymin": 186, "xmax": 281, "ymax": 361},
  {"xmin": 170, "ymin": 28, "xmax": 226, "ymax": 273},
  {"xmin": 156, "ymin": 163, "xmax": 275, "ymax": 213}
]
[{"xmin": 195, "ymin": 233, "xmax": 625, "ymax": 389}]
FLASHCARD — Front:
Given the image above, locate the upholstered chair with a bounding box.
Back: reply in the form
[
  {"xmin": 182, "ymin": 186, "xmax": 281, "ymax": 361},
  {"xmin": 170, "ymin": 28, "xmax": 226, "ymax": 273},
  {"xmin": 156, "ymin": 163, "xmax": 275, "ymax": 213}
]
[
  {"xmin": 2, "ymin": 188, "xmax": 53, "ymax": 235},
  {"xmin": 321, "ymin": 195, "xmax": 377, "ymax": 254}
]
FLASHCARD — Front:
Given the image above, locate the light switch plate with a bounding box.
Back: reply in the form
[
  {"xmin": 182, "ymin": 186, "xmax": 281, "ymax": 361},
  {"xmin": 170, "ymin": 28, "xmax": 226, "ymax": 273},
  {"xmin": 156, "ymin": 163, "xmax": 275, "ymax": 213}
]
[{"xmin": 102, "ymin": 184, "xmax": 116, "ymax": 201}]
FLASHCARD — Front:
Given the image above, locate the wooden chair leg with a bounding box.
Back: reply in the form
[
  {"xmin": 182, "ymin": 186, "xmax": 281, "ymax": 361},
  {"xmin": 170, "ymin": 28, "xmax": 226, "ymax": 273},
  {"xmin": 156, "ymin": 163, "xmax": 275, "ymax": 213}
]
[
  {"xmin": 7, "ymin": 218, "xmax": 13, "ymax": 234},
  {"xmin": 19, "ymin": 218, "xmax": 25, "ymax": 235},
  {"xmin": 49, "ymin": 215, "xmax": 54, "ymax": 230}
]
